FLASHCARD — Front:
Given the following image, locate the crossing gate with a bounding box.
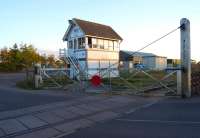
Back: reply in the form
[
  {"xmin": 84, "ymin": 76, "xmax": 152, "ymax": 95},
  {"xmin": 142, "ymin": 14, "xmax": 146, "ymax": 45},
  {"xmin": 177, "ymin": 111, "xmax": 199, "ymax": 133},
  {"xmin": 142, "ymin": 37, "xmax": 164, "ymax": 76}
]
[
  {"xmin": 84, "ymin": 63, "xmax": 179, "ymax": 96},
  {"xmin": 79, "ymin": 18, "xmax": 192, "ymax": 97},
  {"xmin": 40, "ymin": 67, "xmax": 73, "ymax": 89},
  {"xmin": 46, "ymin": 18, "xmax": 192, "ymax": 98}
]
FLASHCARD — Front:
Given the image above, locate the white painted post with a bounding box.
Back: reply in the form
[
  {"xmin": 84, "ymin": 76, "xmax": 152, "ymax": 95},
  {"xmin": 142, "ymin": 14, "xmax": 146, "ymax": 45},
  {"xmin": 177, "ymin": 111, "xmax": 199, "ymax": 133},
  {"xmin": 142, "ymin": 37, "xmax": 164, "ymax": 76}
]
[
  {"xmin": 34, "ymin": 63, "xmax": 42, "ymax": 88},
  {"xmin": 180, "ymin": 18, "xmax": 191, "ymax": 98}
]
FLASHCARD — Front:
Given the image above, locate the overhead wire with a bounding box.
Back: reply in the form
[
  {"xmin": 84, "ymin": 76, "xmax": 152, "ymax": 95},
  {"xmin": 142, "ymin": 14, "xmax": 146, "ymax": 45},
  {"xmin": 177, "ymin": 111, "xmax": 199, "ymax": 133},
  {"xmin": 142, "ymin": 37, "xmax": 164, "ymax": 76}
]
[
  {"xmin": 100, "ymin": 25, "xmax": 182, "ymax": 74},
  {"xmin": 127, "ymin": 26, "xmax": 181, "ymax": 57}
]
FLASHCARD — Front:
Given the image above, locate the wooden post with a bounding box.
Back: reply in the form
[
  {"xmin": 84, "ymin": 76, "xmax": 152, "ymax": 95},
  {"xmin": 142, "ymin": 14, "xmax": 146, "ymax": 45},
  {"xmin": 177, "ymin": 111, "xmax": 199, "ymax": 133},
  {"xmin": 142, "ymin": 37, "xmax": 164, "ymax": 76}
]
[
  {"xmin": 180, "ymin": 18, "xmax": 191, "ymax": 98},
  {"xmin": 34, "ymin": 63, "xmax": 41, "ymax": 89}
]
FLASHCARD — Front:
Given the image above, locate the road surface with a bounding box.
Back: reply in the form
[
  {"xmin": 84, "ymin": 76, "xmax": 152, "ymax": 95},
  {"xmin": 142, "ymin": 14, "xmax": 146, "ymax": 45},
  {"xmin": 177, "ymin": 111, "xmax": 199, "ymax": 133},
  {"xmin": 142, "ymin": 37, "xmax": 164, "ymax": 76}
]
[
  {"xmin": 64, "ymin": 96, "xmax": 200, "ymax": 138},
  {"xmin": 0, "ymin": 73, "xmax": 78, "ymax": 111}
]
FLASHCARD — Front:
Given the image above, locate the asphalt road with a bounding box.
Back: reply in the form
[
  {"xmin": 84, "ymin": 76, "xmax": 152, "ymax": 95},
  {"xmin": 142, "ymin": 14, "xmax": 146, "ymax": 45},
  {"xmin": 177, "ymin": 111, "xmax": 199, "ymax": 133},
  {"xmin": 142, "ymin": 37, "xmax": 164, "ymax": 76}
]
[
  {"xmin": 0, "ymin": 73, "xmax": 78, "ymax": 111},
  {"xmin": 64, "ymin": 96, "xmax": 200, "ymax": 138}
]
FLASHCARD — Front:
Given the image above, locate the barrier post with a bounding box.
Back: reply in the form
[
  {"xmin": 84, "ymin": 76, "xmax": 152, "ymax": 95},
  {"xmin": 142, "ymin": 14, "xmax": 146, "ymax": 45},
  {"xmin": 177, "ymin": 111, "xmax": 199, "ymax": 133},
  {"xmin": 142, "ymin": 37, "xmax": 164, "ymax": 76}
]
[
  {"xmin": 180, "ymin": 18, "xmax": 191, "ymax": 98},
  {"xmin": 34, "ymin": 63, "xmax": 42, "ymax": 89}
]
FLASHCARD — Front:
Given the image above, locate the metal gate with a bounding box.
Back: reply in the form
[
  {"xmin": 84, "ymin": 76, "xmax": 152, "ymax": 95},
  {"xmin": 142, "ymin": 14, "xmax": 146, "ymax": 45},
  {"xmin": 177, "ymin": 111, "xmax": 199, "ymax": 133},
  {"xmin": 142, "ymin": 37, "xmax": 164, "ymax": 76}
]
[
  {"xmin": 40, "ymin": 67, "xmax": 72, "ymax": 89},
  {"xmin": 55, "ymin": 18, "xmax": 192, "ymax": 97},
  {"xmin": 83, "ymin": 61, "xmax": 179, "ymax": 96}
]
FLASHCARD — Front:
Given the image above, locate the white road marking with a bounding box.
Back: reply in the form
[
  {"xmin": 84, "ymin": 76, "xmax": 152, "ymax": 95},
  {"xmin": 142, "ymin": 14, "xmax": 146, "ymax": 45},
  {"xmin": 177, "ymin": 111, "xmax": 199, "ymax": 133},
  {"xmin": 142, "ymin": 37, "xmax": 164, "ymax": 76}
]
[
  {"xmin": 125, "ymin": 100, "xmax": 158, "ymax": 114},
  {"xmin": 116, "ymin": 118, "xmax": 200, "ymax": 125}
]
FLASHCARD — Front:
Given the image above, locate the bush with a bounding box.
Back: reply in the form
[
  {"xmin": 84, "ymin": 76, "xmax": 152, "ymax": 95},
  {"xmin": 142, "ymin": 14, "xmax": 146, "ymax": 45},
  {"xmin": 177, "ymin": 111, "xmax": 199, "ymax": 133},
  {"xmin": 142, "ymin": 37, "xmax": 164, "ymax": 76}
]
[
  {"xmin": 192, "ymin": 63, "xmax": 200, "ymax": 73},
  {"xmin": 16, "ymin": 78, "xmax": 38, "ymax": 90}
]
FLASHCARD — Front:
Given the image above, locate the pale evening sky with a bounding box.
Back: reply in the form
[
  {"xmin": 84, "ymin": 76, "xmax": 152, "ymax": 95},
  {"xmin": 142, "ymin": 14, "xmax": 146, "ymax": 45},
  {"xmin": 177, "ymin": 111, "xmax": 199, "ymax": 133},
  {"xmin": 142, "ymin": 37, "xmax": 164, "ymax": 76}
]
[{"xmin": 0, "ymin": 0, "xmax": 200, "ymax": 61}]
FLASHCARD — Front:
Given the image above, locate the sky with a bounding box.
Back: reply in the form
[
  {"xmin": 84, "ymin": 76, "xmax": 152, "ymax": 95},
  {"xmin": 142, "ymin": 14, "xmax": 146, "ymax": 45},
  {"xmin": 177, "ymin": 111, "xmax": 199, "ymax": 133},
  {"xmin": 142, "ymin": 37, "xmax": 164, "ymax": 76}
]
[{"xmin": 0, "ymin": 0, "xmax": 200, "ymax": 61}]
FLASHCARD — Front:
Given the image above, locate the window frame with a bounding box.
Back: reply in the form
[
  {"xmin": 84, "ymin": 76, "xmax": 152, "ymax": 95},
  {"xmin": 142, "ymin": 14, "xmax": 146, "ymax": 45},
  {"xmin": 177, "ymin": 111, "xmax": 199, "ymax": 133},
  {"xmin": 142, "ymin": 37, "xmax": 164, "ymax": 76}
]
[
  {"xmin": 68, "ymin": 40, "xmax": 73, "ymax": 49},
  {"xmin": 98, "ymin": 39, "xmax": 104, "ymax": 49}
]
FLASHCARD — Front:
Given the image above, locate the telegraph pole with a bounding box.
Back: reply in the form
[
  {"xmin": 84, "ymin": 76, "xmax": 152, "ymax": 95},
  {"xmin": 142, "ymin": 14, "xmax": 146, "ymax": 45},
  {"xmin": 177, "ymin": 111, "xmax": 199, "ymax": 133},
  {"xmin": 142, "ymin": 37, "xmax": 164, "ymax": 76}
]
[{"xmin": 180, "ymin": 18, "xmax": 191, "ymax": 98}]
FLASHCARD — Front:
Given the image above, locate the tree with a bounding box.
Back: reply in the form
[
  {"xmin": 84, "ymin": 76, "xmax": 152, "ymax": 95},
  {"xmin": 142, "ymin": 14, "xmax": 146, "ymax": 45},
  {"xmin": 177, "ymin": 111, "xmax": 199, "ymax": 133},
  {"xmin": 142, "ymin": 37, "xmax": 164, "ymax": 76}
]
[
  {"xmin": 55, "ymin": 59, "xmax": 65, "ymax": 68},
  {"xmin": 0, "ymin": 47, "xmax": 10, "ymax": 71},
  {"xmin": 9, "ymin": 43, "xmax": 23, "ymax": 71},
  {"xmin": 46, "ymin": 55, "xmax": 56, "ymax": 67},
  {"xmin": 20, "ymin": 44, "xmax": 40, "ymax": 68},
  {"xmin": 0, "ymin": 43, "xmax": 58, "ymax": 72},
  {"xmin": 0, "ymin": 47, "xmax": 9, "ymax": 63}
]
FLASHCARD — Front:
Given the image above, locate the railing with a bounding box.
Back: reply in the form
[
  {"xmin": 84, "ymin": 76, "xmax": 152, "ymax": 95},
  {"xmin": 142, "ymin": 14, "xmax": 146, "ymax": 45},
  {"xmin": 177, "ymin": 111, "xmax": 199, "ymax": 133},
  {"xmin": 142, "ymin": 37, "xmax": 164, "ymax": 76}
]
[
  {"xmin": 40, "ymin": 67, "xmax": 71, "ymax": 88},
  {"xmin": 59, "ymin": 48, "xmax": 68, "ymax": 58},
  {"xmin": 59, "ymin": 48, "xmax": 88, "ymax": 81}
]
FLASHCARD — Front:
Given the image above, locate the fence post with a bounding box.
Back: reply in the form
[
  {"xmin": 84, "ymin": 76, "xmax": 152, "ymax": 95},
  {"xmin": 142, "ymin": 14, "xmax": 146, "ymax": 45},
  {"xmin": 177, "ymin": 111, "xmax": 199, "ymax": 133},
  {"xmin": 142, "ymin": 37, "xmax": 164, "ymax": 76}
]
[
  {"xmin": 34, "ymin": 63, "xmax": 42, "ymax": 89},
  {"xmin": 99, "ymin": 60, "xmax": 101, "ymax": 76},
  {"xmin": 109, "ymin": 60, "xmax": 112, "ymax": 92},
  {"xmin": 180, "ymin": 18, "xmax": 191, "ymax": 98},
  {"xmin": 177, "ymin": 70, "xmax": 181, "ymax": 95}
]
